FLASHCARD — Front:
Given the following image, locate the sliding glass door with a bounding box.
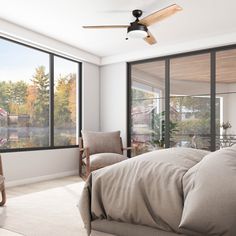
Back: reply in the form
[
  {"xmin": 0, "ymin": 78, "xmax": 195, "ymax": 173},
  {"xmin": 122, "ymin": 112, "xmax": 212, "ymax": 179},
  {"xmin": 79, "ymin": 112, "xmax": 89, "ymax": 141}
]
[
  {"xmin": 128, "ymin": 45, "xmax": 236, "ymax": 153},
  {"xmin": 170, "ymin": 53, "xmax": 211, "ymax": 150}
]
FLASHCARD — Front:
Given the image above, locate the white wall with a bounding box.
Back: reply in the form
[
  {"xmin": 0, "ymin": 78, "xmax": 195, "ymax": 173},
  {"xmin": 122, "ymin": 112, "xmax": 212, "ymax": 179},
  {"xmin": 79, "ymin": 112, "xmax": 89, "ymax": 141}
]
[
  {"xmin": 83, "ymin": 63, "xmax": 100, "ymax": 131},
  {"xmin": 3, "ymin": 148, "xmax": 79, "ymax": 186},
  {"xmin": 100, "ymin": 63, "xmax": 127, "ymax": 145}
]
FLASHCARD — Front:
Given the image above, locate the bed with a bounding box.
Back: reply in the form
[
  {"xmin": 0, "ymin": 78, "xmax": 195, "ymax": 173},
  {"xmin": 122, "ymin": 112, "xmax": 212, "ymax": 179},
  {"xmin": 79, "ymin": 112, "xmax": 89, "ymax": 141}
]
[{"xmin": 79, "ymin": 146, "xmax": 236, "ymax": 236}]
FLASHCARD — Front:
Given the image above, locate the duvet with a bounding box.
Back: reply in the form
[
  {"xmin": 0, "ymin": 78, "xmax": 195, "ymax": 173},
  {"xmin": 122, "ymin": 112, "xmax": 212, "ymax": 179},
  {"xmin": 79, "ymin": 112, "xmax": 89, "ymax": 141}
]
[{"xmin": 78, "ymin": 147, "xmax": 209, "ymax": 235}]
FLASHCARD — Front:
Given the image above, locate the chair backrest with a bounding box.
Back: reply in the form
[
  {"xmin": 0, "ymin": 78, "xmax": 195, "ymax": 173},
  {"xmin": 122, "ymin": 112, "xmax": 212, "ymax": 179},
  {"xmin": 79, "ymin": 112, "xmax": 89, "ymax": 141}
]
[{"xmin": 80, "ymin": 131, "xmax": 123, "ymax": 155}]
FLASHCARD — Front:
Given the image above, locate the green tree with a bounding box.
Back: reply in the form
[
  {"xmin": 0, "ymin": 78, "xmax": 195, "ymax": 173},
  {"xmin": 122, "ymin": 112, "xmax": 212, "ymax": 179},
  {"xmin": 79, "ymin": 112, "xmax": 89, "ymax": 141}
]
[
  {"xmin": 1, "ymin": 81, "xmax": 27, "ymax": 114},
  {"xmin": 132, "ymin": 88, "xmax": 156, "ymax": 107},
  {"xmin": 31, "ymin": 66, "xmax": 49, "ymax": 127},
  {"xmin": 68, "ymin": 74, "xmax": 76, "ymax": 125},
  {"xmin": 150, "ymin": 111, "xmax": 178, "ymax": 148},
  {"xmin": 0, "ymin": 81, "xmax": 9, "ymax": 111},
  {"xmin": 54, "ymin": 74, "xmax": 73, "ymax": 128}
]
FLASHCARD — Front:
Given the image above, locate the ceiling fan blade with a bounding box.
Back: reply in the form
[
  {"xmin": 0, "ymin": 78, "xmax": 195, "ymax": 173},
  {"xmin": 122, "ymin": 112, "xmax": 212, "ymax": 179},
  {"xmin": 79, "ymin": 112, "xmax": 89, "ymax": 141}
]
[
  {"xmin": 144, "ymin": 31, "xmax": 157, "ymax": 45},
  {"xmin": 139, "ymin": 4, "xmax": 182, "ymax": 26},
  {"xmin": 83, "ymin": 25, "xmax": 129, "ymax": 29}
]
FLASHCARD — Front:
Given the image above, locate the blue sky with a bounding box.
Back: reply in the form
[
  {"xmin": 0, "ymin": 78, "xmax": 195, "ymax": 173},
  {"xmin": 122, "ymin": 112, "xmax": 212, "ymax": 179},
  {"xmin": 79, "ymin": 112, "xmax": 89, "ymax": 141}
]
[{"xmin": 0, "ymin": 38, "xmax": 78, "ymax": 83}]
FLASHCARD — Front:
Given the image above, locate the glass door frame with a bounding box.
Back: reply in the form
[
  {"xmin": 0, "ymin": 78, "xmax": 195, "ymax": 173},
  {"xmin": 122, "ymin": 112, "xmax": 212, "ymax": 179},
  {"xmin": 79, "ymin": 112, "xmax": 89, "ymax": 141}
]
[{"xmin": 127, "ymin": 44, "xmax": 236, "ymax": 154}]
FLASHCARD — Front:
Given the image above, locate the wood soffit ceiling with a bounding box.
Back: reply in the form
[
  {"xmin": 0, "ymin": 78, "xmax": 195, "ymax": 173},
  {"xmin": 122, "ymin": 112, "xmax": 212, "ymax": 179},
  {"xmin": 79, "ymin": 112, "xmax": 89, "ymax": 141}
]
[{"xmin": 133, "ymin": 49, "xmax": 236, "ymax": 84}]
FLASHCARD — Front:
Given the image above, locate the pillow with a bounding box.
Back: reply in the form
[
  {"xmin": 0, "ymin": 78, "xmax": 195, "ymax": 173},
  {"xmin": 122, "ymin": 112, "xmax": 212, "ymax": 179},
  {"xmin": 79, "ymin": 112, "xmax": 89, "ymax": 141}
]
[
  {"xmin": 83, "ymin": 153, "xmax": 127, "ymax": 171},
  {"xmin": 81, "ymin": 130, "xmax": 122, "ymax": 155},
  {"xmin": 179, "ymin": 145, "xmax": 236, "ymax": 235}
]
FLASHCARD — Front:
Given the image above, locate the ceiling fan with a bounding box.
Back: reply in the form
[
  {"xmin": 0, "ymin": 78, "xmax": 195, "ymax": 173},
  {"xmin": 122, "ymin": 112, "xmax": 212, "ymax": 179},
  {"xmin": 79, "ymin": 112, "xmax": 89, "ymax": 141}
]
[{"xmin": 83, "ymin": 4, "xmax": 182, "ymax": 45}]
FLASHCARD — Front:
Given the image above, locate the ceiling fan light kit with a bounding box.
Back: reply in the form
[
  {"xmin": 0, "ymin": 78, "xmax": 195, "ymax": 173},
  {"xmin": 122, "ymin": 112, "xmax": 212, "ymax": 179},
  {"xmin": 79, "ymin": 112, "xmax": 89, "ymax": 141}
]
[
  {"xmin": 127, "ymin": 22, "xmax": 148, "ymax": 39},
  {"xmin": 83, "ymin": 4, "xmax": 182, "ymax": 45}
]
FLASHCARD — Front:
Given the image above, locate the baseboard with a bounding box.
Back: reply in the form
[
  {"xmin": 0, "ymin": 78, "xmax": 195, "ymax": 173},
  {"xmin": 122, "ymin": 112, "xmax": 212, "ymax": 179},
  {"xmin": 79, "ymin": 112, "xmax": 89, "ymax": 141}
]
[{"xmin": 5, "ymin": 170, "xmax": 79, "ymax": 188}]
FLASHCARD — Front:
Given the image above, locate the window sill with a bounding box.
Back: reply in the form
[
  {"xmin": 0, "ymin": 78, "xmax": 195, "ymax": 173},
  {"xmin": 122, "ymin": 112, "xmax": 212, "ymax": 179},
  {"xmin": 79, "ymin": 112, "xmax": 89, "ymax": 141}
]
[{"xmin": 0, "ymin": 145, "xmax": 79, "ymax": 153}]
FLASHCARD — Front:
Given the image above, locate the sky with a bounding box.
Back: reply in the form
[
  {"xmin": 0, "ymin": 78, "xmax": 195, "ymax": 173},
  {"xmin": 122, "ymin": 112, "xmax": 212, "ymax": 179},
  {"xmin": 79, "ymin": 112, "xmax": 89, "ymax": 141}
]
[{"xmin": 0, "ymin": 38, "xmax": 78, "ymax": 84}]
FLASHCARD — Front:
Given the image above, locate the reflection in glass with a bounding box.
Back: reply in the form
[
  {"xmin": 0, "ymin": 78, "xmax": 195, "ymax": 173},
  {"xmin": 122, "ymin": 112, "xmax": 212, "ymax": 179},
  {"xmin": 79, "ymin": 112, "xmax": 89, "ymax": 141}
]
[
  {"xmin": 216, "ymin": 49, "xmax": 236, "ymax": 149},
  {"xmin": 170, "ymin": 54, "xmax": 211, "ymax": 150},
  {"xmin": 131, "ymin": 60, "xmax": 165, "ymax": 154}
]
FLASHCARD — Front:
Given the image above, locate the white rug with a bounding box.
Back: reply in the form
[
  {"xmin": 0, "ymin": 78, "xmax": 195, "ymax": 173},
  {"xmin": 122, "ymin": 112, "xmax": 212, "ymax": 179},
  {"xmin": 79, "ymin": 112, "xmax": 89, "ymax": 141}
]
[{"xmin": 0, "ymin": 181, "xmax": 87, "ymax": 236}]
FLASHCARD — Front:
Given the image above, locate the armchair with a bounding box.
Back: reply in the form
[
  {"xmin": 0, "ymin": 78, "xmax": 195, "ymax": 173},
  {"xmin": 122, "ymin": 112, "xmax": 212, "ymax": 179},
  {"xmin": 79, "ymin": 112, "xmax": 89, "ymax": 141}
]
[{"xmin": 79, "ymin": 131, "xmax": 136, "ymax": 178}]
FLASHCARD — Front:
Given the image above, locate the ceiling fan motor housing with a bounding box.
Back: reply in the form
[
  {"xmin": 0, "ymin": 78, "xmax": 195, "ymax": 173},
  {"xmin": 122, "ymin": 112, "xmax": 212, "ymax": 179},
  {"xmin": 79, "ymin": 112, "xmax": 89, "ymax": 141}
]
[
  {"xmin": 132, "ymin": 9, "xmax": 143, "ymax": 19},
  {"xmin": 127, "ymin": 21, "xmax": 148, "ymax": 38}
]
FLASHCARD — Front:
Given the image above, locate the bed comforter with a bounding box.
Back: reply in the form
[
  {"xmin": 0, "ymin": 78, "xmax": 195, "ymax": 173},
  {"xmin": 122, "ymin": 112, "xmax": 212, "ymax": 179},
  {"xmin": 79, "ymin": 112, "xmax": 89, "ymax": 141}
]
[{"xmin": 78, "ymin": 148, "xmax": 209, "ymax": 235}]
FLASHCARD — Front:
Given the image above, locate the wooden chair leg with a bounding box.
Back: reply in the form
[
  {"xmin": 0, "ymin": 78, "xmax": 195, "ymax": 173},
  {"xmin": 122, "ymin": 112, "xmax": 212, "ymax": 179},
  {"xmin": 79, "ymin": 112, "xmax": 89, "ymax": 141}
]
[
  {"xmin": 79, "ymin": 151, "xmax": 83, "ymax": 177},
  {"xmin": 85, "ymin": 148, "xmax": 90, "ymax": 178},
  {"xmin": 0, "ymin": 188, "xmax": 6, "ymax": 206}
]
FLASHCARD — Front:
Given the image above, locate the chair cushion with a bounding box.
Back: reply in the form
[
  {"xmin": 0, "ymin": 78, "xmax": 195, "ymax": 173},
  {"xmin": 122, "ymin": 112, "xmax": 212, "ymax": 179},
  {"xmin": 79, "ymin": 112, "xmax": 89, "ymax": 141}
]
[
  {"xmin": 82, "ymin": 131, "xmax": 122, "ymax": 155},
  {"xmin": 83, "ymin": 153, "xmax": 127, "ymax": 171},
  {"xmin": 179, "ymin": 145, "xmax": 236, "ymax": 235}
]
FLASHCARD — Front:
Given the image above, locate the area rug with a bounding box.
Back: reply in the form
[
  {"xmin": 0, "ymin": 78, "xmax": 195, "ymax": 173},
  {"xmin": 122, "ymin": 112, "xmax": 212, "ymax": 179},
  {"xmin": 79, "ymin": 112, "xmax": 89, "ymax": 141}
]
[{"xmin": 0, "ymin": 181, "xmax": 87, "ymax": 236}]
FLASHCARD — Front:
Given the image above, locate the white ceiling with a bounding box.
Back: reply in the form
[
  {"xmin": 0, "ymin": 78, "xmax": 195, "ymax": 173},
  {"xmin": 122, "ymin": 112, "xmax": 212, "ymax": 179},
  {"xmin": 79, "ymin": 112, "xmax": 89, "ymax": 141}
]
[{"xmin": 0, "ymin": 0, "xmax": 236, "ymax": 59}]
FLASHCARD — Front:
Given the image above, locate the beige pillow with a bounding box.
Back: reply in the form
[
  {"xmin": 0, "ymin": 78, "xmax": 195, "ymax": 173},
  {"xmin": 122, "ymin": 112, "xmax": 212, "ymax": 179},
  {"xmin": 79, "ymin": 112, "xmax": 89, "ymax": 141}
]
[
  {"xmin": 82, "ymin": 131, "xmax": 122, "ymax": 155},
  {"xmin": 83, "ymin": 153, "xmax": 127, "ymax": 171},
  {"xmin": 179, "ymin": 145, "xmax": 236, "ymax": 235}
]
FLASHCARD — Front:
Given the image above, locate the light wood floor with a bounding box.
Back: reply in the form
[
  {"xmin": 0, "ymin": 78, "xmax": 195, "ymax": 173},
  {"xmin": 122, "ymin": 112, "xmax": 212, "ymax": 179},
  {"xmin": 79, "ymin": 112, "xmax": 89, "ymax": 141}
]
[
  {"xmin": 7, "ymin": 175, "xmax": 82, "ymax": 198},
  {"xmin": 2, "ymin": 175, "xmax": 83, "ymax": 236},
  {"xmin": 0, "ymin": 228, "xmax": 22, "ymax": 236}
]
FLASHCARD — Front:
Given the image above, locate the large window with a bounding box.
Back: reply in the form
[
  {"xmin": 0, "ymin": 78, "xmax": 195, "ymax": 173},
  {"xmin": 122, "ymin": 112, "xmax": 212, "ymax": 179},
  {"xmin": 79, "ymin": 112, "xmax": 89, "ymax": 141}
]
[
  {"xmin": 128, "ymin": 45, "xmax": 236, "ymax": 153},
  {"xmin": 0, "ymin": 37, "xmax": 81, "ymax": 152}
]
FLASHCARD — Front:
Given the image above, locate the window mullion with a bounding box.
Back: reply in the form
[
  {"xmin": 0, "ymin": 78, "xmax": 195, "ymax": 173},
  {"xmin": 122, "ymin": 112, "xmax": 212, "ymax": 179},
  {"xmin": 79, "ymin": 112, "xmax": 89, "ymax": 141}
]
[
  {"xmin": 165, "ymin": 58, "xmax": 170, "ymax": 148},
  {"xmin": 49, "ymin": 54, "xmax": 54, "ymax": 147},
  {"xmin": 210, "ymin": 51, "xmax": 216, "ymax": 151}
]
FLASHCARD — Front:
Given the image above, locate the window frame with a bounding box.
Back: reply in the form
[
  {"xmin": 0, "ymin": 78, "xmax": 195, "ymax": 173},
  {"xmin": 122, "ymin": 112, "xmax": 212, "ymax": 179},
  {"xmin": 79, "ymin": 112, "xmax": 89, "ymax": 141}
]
[
  {"xmin": 0, "ymin": 36, "xmax": 82, "ymax": 153},
  {"xmin": 127, "ymin": 44, "xmax": 236, "ymax": 154}
]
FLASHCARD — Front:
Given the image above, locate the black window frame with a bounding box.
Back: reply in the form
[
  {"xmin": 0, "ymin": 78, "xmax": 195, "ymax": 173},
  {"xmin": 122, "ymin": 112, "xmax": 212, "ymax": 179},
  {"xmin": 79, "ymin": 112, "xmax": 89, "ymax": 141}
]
[
  {"xmin": 127, "ymin": 43, "xmax": 236, "ymax": 153},
  {"xmin": 0, "ymin": 36, "xmax": 82, "ymax": 153}
]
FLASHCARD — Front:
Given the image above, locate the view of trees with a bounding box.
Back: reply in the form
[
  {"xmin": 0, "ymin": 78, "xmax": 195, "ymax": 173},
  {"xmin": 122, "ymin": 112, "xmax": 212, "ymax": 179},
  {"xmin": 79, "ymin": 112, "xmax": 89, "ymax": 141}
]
[
  {"xmin": 0, "ymin": 65, "xmax": 77, "ymax": 149},
  {"xmin": 131, "ymin": 86, "xmax": 164, "ymax": 154},
  {"xmin": 131, "ymin": 86, "xmax": 213, "ymax": 154},
  {"xmin": 54, "ymin": 73, "xmax": 76, "ymax": 129},
  {"xmin": 170, "ymin": 96, "xmax": 211, "ymax": 150},
  {"xmin": 54, "ymin": 72, "xmax": 77, "ymax": 146},
  {"xmin": 0, "ymin": 66, "xmax": 76, "ymax": 127},
  {"xmin": 0, "ymin": 81, "xmax": 28, "ymax": 115}
]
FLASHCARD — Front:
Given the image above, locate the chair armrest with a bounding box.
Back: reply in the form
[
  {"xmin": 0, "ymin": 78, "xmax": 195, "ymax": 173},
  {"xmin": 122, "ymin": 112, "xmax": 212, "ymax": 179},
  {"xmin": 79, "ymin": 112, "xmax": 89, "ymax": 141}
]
[
  {"xmin": 122, "ymin": 147, "xmax": 134, "ymax": 151},
  {"xmin": 78, "ymin": 147, "xmax": 90, "ymax": 178},
  {"xmin": 79, "ymin": 147, "xmax": 86, "ymax": 152},
  {"xmin": 84, "ymin": 148, "xmax": 90, "ymax": 177},
  {"xmin": 79, "ymin": 147, "xmax": 90, "ymax": 159},
  {"xmin": 122, "ymin": 146, "xmax": 137, "ymax": 156}
]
